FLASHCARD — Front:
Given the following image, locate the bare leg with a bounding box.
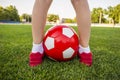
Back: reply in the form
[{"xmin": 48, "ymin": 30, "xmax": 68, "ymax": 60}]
[
  {"xmin": 71, "ymin": 0, "xmax": 92, "ymax": 66},
  {"xmin": 71, "ymin": 0, "xmax": 91, "ymax": 47},
  {"xmin": 32, "ymin": 0, "xmax": 53, "ymax": 44},
  {"xmin": 29, "ymin": 0, "xmax": 53, "ymax": 67}
]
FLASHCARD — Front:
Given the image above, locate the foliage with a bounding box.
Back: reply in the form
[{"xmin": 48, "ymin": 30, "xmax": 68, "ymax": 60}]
[
  {"xmin": 0, "ymin": 3, "xmax": 120, "ymax": 23},
  {"xmin": 0, "ymin": 5, "xmax": 20, "ymax": 21},
  {"xmin": 91, "ymin": 8, "xmax": 107, "ymax": 23},
  {"xmin": 20, "ymin": 13, "xmax": 31, "ymax": 22},
  {"xmin": 107, "ymin": 4, "xmax": 120, "ymax": 23},
  {"xmin": 62, "ymin": 18, "xmax": 76, "ymax": 23},
  {"xmin": 0, "ymin": 24, "xmax": 120, "ymax": 80},
  {"xmin": 91, "ymin": 4, "xmax": 120, "ymax": 24},
  {"xmin": 47, "ymin": 14, "xmax": 59, "ymax": 22}
]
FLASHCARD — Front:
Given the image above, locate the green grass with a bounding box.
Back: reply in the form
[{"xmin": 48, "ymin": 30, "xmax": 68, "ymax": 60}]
[{"xmin": 0, "ymin": 24, "xmax": 120, "ymax": 80}]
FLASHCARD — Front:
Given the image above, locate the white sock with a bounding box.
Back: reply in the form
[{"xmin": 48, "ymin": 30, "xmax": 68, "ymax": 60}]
[
  {"xmin": 32, "ymin": 42, "xmax": 44, "ymax": 54},
  {"xmin": 79, "ymin": 45, "xmax": 90, "ymax": 54}
]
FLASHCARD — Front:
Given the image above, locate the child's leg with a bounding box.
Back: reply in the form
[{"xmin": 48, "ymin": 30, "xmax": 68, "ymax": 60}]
[
  {"xmin": 71, "ymin": 0, "xmax": 91, "ymax": 47},
  {"xmin": 71, "ymin": 0, "xmax": 92, "ymax": 66},
  {"xmin": 29, "ymin": 0, "xmax": 53, "ymax": 67},
  {"xmin": 32, "ymin": 0, "xmax": 53, "ymax": 44}
]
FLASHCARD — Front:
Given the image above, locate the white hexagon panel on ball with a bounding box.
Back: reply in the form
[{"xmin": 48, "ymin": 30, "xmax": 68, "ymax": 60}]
[
  {"xmin": 45, "ymin": 37, "xmax": 54, "ymax": 50},
  {"xmin": 63, "ymin": 28, "xmax": 74, "ymax": 38},
  {"xmin": 63, "ymin": 47, "xmax": 75, "ymax": 58}
]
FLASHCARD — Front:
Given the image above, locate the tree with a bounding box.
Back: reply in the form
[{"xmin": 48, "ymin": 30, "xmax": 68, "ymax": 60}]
[
  {"xmin": 20, "ymin": 13, "xmax": 31, "ymax": 22},
  {"xmin": 114, "ymin": 4, "xmax": 120, "ymax": 23},
  {"xmin": 0, "ymin": 6, "xmax": 4, "ymax": 20},
  {"xmin": 47, "ymin": 14, "xmax": 59, "ymax": 23},
  {"xmin": 6, "ymin": 5, "xmax": 20, "ymax": 21},
  {"xmin": 107, "ymin": 4, "xmax": 120, "ymax": 24},
  {"xmin": 63, "ymin": 18, "xmax": 75, "ymax": 23},
  {"xmin": 91, "ymin": 7, "xmax": 106, "ymax": 23},
  {"xmin": 91, "ymin": 8, "xmax": 99, "ymax": 23},
  {"xmin": 0, "ymin": 5, "xmax": 20, "ymax": 21},
  {"xmin": 0, "ymin": 6, "xmax": 9, "ymax": 20}
]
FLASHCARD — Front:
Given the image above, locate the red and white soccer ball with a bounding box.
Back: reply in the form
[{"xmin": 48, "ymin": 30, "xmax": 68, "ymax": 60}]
[{"xmin": 43, "ymin": 25, "xmax": 79, "ymax": 61}]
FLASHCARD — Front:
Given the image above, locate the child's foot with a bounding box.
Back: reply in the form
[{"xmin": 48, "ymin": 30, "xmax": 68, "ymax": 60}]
[
  {"xmin": 29, "ymin": 52, "xmax": 44, "ymax": 67},
  {"xmin": 78, "ymin": 52, "xmax": 92, "ymax": 66},
  {"xmin": 29, "ymin": 43, "xmax": 44, "ymax": 67},
  {"xmin": 78, "ymin": 45, "xmax": 93, "ymax": 66}
]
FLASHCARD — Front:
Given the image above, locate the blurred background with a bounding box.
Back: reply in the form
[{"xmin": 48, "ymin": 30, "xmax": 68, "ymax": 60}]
[{"xmin": 0, "ymin": 0, "xmax": 120, "ymax": 27}]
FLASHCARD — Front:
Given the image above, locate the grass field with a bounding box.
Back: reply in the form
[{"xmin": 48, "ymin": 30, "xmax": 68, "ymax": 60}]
[{"xmin": 0, "ymin": 24, "xmax": 120, "ymax": 80}]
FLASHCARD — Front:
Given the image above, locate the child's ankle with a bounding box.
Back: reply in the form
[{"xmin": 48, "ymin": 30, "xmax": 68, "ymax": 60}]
[
  {"xmin": 32, "ymin": 42, "xmax": 44, "ymax": 54},
  {"xmin": 79, "ymin": 45, "xmax": 90, "ymax": 54}
]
